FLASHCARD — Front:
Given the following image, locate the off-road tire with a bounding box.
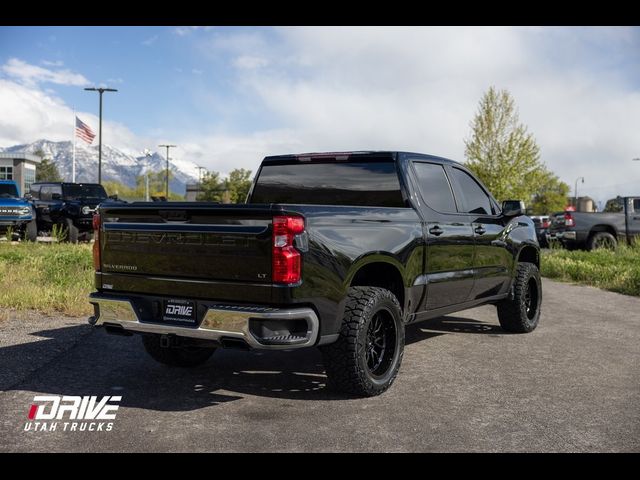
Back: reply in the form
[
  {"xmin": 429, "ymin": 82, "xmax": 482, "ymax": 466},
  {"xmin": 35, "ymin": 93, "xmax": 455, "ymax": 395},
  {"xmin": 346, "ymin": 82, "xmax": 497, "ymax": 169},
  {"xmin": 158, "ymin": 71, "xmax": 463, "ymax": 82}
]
[
  {"xmin": 497, "ymin": 262, "xmax": 541, "ymax": 333},
  {"xmin": 320, "ymin": 286, "xmax": 405, "ymax": 397},
  {"xmin": 65, "ymin": 218, "xmax": 79, "ymax": 243},
  {"xmin": 587, "ymin": 231, "xmax": 617, "ymax": 251},
  {"xmin": 24, "ymin": 220, "xmax": 37, "ymax": 242},
  {"xmin": 142, "ymin": 335, "xmax": 216, "ymax": 367}
]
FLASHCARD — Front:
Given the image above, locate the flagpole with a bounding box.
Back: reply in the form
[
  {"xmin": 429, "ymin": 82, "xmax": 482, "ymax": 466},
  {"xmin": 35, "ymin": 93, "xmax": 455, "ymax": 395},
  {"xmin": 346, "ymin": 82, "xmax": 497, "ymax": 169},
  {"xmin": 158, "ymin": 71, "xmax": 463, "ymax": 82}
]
[{"xmin": 72, "ymin": 109, "xmax": 76, "ymax": 183}]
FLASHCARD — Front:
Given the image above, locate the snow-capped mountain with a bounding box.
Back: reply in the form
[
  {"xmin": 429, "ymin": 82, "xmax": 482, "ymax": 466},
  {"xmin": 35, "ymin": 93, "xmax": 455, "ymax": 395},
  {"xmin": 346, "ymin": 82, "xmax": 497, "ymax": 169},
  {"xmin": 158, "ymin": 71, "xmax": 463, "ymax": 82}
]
[{"xmin": 0, "ymin": 139, "xmax": 200, "ymax": 194}]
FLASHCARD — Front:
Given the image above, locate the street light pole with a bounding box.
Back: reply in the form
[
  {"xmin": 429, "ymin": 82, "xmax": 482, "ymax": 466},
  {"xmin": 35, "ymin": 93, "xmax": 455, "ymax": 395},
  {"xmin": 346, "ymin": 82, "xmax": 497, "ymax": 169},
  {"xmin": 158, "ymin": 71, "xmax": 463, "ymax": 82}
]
[
  {"xmin": 158, "ymin": 144, "xmax": 176, "ymax": 200},
  {"xmin": 142, "ymin": 149, "xmax": 152, "ymax": 202},
  {"xmin": 574, "ymin": 176, "xmax": 584, "ymax": 209},
  {"xmin": 84, "ymin": 87, "xmax": 118, "ymax": 184}
]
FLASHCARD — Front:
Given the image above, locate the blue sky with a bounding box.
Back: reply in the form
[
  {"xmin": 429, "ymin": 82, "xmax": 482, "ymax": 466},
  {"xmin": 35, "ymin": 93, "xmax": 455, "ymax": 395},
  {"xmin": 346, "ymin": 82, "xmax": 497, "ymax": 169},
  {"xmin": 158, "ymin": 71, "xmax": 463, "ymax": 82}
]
[
  {"xmin": 1, "ymin": 26, "xmax": 639, "ymax": 205},
  {"xmin": 0, "ymin": 26, "xmax": 279, "ymax": 136}
]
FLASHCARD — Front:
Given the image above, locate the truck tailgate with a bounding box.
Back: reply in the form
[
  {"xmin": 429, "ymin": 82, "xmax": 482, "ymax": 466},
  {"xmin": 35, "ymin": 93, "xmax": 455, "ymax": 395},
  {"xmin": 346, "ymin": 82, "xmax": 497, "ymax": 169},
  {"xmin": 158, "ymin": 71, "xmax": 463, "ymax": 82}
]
[{"xmin": 99, "ymin": 203, "xmax": 273, "ymax": 283}]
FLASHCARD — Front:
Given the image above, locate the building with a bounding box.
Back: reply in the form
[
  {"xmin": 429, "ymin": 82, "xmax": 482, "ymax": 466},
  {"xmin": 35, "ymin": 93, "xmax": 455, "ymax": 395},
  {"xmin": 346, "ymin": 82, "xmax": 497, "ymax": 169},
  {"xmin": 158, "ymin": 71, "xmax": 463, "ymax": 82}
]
[
  {"xmin": 568, "ymin": 195, "xmax": 597, "ymax": 212},
  {"xmin": 0, "ymin": 152, "xmax": 41, "ymax": 196}
]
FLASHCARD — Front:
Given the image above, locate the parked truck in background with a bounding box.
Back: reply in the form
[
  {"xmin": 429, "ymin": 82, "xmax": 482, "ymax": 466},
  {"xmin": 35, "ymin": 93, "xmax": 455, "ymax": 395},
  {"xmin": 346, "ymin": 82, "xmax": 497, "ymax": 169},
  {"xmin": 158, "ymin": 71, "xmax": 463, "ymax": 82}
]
[
  {"xmin": 547, "ymin": 197, "xmax": 640, "ymax": 250},
  {"xmin": 88, "ymin": 151, "xmax": 542, "ymax": 397},
  {"xmin": 0, "ymin": 180, "xmax": 37, "ymax": 241},
  {"xmin": 27, "ymin": 182, "xmax": 116, "ymax": 242}
]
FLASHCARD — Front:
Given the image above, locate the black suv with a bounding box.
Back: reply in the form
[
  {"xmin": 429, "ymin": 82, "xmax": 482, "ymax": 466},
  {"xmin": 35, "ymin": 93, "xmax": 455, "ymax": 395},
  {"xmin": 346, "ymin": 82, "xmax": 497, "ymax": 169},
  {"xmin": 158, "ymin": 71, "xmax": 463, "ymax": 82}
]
[{"xmin": 28, "ymin": 182, "xmax": 114, "ymax": 242}]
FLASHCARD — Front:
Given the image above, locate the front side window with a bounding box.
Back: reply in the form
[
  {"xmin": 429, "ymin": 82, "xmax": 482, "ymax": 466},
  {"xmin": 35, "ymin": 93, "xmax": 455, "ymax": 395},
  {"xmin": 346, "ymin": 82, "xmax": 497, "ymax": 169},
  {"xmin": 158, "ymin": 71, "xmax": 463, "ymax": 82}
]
[
  {"xmin": 40, "ymin": 186, "xmax": 52, "ymax": 201},
  {"xmin": 450, "ymin": 167, "xmax": 493, "ymax": 215},
  {"xmin": 412, "ymin": 162, "xmax": 457, "ymax": 213},
  {"xmin": 29, "ymin": 184, "xmax": 41, "ymax": 199}
]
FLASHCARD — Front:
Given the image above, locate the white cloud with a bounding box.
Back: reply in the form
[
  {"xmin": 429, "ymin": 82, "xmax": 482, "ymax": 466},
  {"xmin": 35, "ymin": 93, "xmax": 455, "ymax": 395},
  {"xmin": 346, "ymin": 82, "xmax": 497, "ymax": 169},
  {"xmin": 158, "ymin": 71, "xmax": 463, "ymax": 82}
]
[
  {"xmin": 196, "ymin": 26, "xmax": 640, "ymax": 204},
  {"xmin": 173, "ymin": 26, "xmax": 214, "ymax": 36},
  {"xmin": 142, "ymin": 35, "xmax": 158, "ymax": 46},
  {"xmin": 1, "ymin": 58, "xmax": 89, "ymax": 87},
  {"xmin": 0, "ymin": 78, "xmax": 148, "ymax": 156},
  {"xmin": 233, "ymin": 55, "xmax": 269, "ymax": 70}
]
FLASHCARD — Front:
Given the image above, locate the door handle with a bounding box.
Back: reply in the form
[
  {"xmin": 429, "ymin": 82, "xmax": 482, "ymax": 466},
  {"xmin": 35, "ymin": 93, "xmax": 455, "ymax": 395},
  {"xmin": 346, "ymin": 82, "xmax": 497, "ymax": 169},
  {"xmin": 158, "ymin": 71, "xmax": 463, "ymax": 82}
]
[
  {"xmin": 428, "ymin": 226, "xmax": 444, "ymax": 236},
  {"xmin": 474, "ymin": 226, "xmax": 486, "ymax": 235}
]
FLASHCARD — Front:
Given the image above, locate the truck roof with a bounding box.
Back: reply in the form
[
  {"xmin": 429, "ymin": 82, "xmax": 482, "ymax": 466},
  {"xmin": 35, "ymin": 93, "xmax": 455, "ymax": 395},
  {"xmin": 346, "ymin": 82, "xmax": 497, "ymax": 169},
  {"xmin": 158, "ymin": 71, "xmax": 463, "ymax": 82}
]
[
  {"xmin": 0, "ymin": 179, "xmax": 18, "ymax": 184},
  {"xmin": 262, "ymin": 151, "xmax": 462, "ymax": 166}
]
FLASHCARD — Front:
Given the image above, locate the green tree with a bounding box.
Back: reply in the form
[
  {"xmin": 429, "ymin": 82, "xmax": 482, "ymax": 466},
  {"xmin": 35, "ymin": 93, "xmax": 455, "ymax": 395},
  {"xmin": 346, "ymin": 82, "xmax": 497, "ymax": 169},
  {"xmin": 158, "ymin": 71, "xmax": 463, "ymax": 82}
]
[
  {"xmin": 464, "ymin": 86, "xmax": 547, "ymax": 206},
  {"xmin": 224, "ymin": 168, "xmax": 252, "ymax": 203},
  {"xmin": 197, "ymin": 171, "xmax": 225, "ymax": 202},
  {"xmin": 102, "ymin": 180, "xmax": 138, "ymax": 201},
  {"xmin": 604, "ymin": 196, "xmax": 624, "ymax": 213},
  {"xmin": 103, "ymin": 171, "xmax": 184, "ymax": 202},
  {"xmin": 34, "ymin": 149, "xmax": 62, "ymax": 182},
  {"xmin": 529, "ymin": 171, "xmax": 570, "ymax": 215}
]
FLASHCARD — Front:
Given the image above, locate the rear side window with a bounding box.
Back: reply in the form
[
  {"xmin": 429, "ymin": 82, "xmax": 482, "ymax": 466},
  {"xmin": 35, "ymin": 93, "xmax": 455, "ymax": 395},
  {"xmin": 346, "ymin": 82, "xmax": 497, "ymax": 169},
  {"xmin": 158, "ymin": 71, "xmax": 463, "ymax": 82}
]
[
  {"xmin": 450, "ymin": 168, "xmax": 494, "ymax": 215},
  {"xmin": 250, "ymin": 161, "xmax": 405, "ymax": 207},
  {"xmin": 412, "ymin": 162, "xmax": 457, "ymax": 213},
  {"xmin": 634, "ymin": 199, "xmax": 640, "ymax": 211}
]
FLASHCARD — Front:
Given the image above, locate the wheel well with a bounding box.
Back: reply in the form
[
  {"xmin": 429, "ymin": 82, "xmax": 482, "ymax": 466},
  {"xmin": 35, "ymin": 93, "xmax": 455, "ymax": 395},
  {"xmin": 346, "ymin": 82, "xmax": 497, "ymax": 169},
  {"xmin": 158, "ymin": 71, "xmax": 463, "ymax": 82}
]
[
  {"xmin": 589, "ymin": 225, "xmax": 617, "ymax": 239},
  {"xmin": 350, "ymin": 262, "xmax": 405, "ymax": 311},
  {"xmin": 518, "ymin": 245, "xmax": 539, "ymax": 269}
]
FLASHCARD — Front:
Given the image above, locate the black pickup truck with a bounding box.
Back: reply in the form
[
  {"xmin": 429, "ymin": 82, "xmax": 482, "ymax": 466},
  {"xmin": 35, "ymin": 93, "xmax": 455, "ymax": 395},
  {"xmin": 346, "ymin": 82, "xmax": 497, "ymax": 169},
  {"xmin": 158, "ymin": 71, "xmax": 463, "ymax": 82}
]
[
  {"xmin": 547, "ymin": 197, "xmax": 640, "ymax": 250},
  {"xmin": 88, "ymin": 151, "xmax": 541, "ymax": 396}
]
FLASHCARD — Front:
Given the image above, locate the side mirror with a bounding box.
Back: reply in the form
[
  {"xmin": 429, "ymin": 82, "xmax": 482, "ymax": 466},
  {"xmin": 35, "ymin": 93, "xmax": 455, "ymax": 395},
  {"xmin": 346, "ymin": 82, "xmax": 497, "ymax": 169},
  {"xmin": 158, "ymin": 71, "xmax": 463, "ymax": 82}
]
[
  {"xmin": 502, "ymin": 200, "xmax": 525, "ymax": 217},
  {"xmin": 109, "ymin": 194, "xmax": 119, "ymax": 201},
  {"xmin": 23, "ymin": 193, "xmax": 33, "ymax": 201},
  {"xmin": 51, "ymin": 193, "xmax": 62, "ymax": 201}
]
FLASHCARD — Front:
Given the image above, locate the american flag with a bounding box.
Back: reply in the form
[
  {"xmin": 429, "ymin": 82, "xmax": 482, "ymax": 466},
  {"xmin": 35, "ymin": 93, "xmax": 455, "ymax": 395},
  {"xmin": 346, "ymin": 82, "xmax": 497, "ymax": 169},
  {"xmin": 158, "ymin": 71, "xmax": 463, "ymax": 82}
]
[{"xmin": 75, "ymin": 116, "xmax": 96, "ymax": 144}]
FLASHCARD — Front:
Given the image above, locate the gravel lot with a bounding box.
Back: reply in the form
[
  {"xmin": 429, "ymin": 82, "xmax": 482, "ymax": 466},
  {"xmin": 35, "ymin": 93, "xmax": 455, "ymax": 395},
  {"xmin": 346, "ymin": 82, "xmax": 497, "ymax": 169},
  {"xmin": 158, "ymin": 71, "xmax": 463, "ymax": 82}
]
[{"xmin": 1, "ymin": 278, "xmax": 639, "ymax": 452}]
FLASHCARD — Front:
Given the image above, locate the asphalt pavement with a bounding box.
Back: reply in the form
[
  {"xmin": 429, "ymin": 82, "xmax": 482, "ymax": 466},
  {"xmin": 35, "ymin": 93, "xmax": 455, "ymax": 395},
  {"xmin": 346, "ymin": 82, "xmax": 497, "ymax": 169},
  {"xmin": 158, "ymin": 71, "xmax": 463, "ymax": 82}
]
[{"xmin": 1, "ymin": 279, "xmax": 638, "ymax": 452}]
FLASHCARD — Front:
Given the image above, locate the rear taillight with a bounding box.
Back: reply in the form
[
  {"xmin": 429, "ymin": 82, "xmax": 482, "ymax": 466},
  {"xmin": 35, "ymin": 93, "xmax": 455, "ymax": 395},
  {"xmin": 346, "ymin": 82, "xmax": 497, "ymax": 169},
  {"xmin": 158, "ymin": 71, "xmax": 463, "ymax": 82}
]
[
  {"xmin": 92, "ymin": 213, "xmax": 101, "ymax": 271},
  {"xmin": 542, "ymin": 219, "xmax": 550, "ymax": 228},
  {"xmin": 272, "ymin": 215, "xmax": 304, "ymax": 284},
  {"xmin": 564, "ymin": 212, "xmax": 575, "ymax": 227}
]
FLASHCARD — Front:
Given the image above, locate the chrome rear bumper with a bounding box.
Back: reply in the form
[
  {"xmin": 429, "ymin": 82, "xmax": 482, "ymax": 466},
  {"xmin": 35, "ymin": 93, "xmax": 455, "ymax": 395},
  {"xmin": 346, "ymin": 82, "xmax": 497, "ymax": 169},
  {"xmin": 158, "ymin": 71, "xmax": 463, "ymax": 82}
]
[{"xmin": 88, "ymin": 293, "xmax": 319, "ymax": 350}]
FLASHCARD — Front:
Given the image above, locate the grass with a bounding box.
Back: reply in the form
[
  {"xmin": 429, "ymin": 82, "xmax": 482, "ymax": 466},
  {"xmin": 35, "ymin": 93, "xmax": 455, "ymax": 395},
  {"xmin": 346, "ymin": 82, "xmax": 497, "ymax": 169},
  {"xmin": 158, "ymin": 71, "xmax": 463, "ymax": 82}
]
[
  {"xmin": 542, "ymin": 243, "xmax": 640, "ymax": 296},
  {"xmin": 0, "ymin": 242, "xmax": 94, "ymax": 316}
]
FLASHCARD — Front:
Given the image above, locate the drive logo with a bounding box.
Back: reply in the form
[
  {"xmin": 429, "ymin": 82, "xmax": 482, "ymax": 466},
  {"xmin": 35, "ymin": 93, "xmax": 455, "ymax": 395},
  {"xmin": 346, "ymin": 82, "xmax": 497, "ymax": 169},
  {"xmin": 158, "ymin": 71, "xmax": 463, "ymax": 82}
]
[
  {"xmin": 24, "ymin": 395, "xmax": 121, "ymax": 432},
  {"xmin": 165, "ymin": 305, "xmax": 193, "ymax": 316}
]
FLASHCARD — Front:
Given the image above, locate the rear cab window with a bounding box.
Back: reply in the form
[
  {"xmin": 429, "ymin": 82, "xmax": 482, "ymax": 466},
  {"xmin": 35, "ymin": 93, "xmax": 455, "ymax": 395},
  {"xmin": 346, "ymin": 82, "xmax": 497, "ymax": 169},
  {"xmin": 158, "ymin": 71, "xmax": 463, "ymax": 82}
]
[
  {"xmin": 250, "ymin": 158, "xmax": 406, "ymax": 207},
  {"xmin": 411, "ymin": 162, "xmax": 458, "ymax": 214}
]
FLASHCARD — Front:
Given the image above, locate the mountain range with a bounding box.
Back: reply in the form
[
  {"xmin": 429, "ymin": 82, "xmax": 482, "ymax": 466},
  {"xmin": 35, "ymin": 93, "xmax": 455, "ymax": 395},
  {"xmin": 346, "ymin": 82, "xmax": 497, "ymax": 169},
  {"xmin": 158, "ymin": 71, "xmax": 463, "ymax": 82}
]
[{"xmin": 0, "ymin": 139, "xmax": 200, "ymax": 194}]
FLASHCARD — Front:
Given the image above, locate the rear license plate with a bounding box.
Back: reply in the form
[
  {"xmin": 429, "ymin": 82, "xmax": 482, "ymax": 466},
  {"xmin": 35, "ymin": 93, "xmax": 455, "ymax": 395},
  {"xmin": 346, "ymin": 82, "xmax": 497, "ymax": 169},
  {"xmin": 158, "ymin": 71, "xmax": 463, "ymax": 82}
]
[{"xmin": 163, "ymin": 299, "xmax": 196, "ymax": 325}]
